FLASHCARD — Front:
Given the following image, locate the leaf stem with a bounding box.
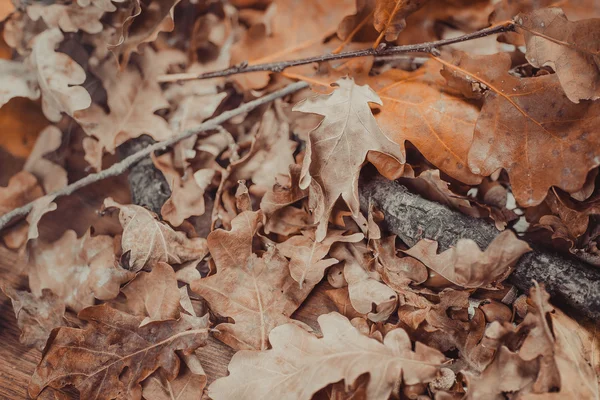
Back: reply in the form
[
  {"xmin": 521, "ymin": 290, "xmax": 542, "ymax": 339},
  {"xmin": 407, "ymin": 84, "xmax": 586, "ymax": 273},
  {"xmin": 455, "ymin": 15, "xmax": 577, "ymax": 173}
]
[
  {"xmin": 157, "ymin": 22, "xmax": 515, "ymax": 83},
  {"xmin": 0, "ymin": 81, "xmax": 309, "ymax": 232}
]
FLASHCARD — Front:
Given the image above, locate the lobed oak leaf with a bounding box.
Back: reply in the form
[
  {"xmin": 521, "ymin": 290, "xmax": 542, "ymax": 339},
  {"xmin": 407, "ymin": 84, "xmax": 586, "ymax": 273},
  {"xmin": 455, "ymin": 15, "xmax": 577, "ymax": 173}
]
[
  {"xmin": 277, "ymin": 229, "xmax": 364, "ymax": 289},
  {"xmin": 373, "ymin": 235, "xmax": 428, "ymax": 290},
  {"xmin": 25, "ymin": 195, "xmax": 58, "ymax": 242},
  {"xmin": 230, "ymin": 0, "xmax": 355, "ymax": 89},
  {"xmin": 103, "ymin": 198, "xmax": 209, "ymax": 273},
  {"xmin": 260, "ymin": 164, "xmax": 309, "ymax": 216},
  {"xmin": 26, "ymin": 28, "xmax": 91, "ymax": 122},
  {"xmin": 371, "ymin": 63, "xmax": 482, "ymax": 185},
  {"xmin": 373, "ymin": 0, "xmax": 429, "ymax": 42},
  {"xmin": 331, "ymin": 242, "xmax": 398, "ymax": 322},
  {"xmin": 142, "ymin": 353, "xmax": 207, "ymax": 400},
  {"xmin": 26, "ymin": 2, "xmax": 104, "ymax": 34},
  {"xmin": 403, "ymin": 230, "xmax": 530, "ymax": 289},
  {"xmin": 191, "ymin": 210, "xmax": 312, "ymax": 350},
  {"xmin": 28, "ymin": 229, "xmax": 134, "ymax": 311},
  {"xmin": 29, "ymin": 304, "xmax": 210, "ymax": 400},
  {"xmin": 294, "ymin": 77, "xmax": 405, "ymax": 241},
  {"xmin": 75, "ymin": 49, "xmax": 175, "ymax": 170},
  {"xmin": 440, "ymin": 51, "xmax": 600, "ymax": 206},
  {"xmin": 208, "ymin": 312, "xmax": 445, "ymax": 400},
  {"xmin": 516, "ymin": 8, "xmax": 600, "ymax": 103},
  {"xmin": 119, "ymin": 262, "xmax": 181, "ymax": 326},
  {"xmin": 0, "ymin": 59, "xmax": 39, "ymax": 108},
  {"xmin": 1, "ymin": 286, "xmax": 66, "ymax": 351},
  {"xmin": 337, "ymin": 0, "xmax": 378, "ymax": 44},
  {"xmin": 0, "ymin": 171, "xmax": 43, "ymax": 248},
  {"xmin": 23, "ymin": 126, "xmax": 68, "ymax": 194},
  {"xmin": 77, "ymin": 0, "xmax": 124, "ymax": 12}
]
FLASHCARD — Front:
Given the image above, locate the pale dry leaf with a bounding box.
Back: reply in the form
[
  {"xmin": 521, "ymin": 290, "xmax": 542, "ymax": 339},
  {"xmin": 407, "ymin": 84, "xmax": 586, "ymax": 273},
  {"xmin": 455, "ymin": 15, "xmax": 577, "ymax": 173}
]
[
  {"xmin": 0, "ymin": 59, "xmax": 39, "ymax": 108},
  {"xmin": 23, "ymin": 125, "xmax": 68, "ymax": 194},
  {"xmin": 373, "ymin": 235, "xmax": 428, "ymax": 290},
  {"xmin": 26, "ymin": 28, "xmax": 91, "ymax": 122},
  {"xmin": 77, "ymin": 0, "xmax": 124, "ymax": 12},
  {"xmin": 516, "ymin": 8, "xmax": 600, "ymax": 103},
  {"xmin": 191, "ymin": 210, "xmax": 312, "ymax": 350},
  {"xmin": 208, "ymin": 312, "xmax": 445, "ymax": 400},
  {"xmin": 403, "ymin": 230, "xmax": 531, "ymax": 289},
  {"xmin": 28, "ymin": 229, "xmax": 134, "ymax": 311},
  {"xmin": 1, "ymin": 286, "xmax": 66, "ymax": 351},
  {"xmin": 294, "ymin": 77, "xmax": 405, "ymax": 241},
  {"xmin": 120, "ymin": 262, "xmax": 181, "ymax": 326},
  {"xmin": 26, "ymin": 2, "xmax": 104, "ymax": 34},
  {"xmin": 103, "ymin": 198, "xmax": 209, "ymax": 273},
  {"xmin": 331, "ymin": 242, "xmax": 398, "ymax": 322},
  {"xmin": 26, "ymin": 195, "xmax": 57, "ymax": 242},
  {"xmin": 277, "ymin": 229, "xmax": 364, "ymax": 289},
  {"xmin": 29, "ymin": 305, "xmax": 210, "ymax": 400},
  {"xmin": 142, "ymin": 353, "xmax": 207, "ymax": 400}
]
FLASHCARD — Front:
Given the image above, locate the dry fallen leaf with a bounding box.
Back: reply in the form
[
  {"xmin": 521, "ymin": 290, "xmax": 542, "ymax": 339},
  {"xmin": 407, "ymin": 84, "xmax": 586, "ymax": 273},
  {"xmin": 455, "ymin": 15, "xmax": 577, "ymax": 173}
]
[
  {"xmin": 373, "ymin": 0, "xmax": 429, "ymax": 42},
  {"xmin": 191, "ymin": 210, "xmax": 312, "ymax": 350},
  {"xmin": 403, "ymin": 230, "xmax": 531, "ymax": 289},
  {"xmin": 142, "ymin": 353, "xmax": 207, "ymax": 400},
  {"xmin": 0, "ymin": 59, "xmax": 39, "ymax": 108},
  {"xmin": 28, "ymin": 229, "xmax": 134, "ymax": 311},
  {"xmin": 208, "ymin": 312, "xmax": 445, "ymax": 400},
  {"xmin": 103, "ymin": 198, "xmax": 209, "ymax": 272},
  {"xmin": 29, "ymin": 305, "xmax": 209, "ymax": 400},
  {"xmin": 516, "ymin": 8, "xmax": 600, "ymax": 103},
  {"xmin": 26, "ymin": 2, "xmax": 104, "ymax": 34},
  {"xmin": 23, "ymin": 125, "xmax": 67, "ymax": 194},
  {"xmin": 294, "ymin": 77, "xmax": 405, "ymax": 241},
  {"xmin": 440, "ymin": 51, "xmax": 600, "ymax": 206}
]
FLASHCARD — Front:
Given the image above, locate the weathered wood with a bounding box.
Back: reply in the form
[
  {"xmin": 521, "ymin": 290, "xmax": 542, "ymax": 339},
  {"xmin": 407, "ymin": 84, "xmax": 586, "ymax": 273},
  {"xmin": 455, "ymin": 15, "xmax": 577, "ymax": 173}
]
[{"xmin": 359, "ymin": 172, "xmax": 600, "ymax": 321}]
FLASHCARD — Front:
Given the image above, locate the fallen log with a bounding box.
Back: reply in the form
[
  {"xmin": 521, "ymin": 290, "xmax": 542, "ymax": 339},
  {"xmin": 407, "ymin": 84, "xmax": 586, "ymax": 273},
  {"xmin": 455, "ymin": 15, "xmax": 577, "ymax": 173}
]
[{"xmin": 359, "ymin": 172, "xmax": 600, "ymax": 321}]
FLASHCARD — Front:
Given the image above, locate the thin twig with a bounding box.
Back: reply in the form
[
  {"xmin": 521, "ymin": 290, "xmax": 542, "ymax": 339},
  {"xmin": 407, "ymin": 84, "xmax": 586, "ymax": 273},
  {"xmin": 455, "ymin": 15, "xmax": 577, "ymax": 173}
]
[
  {"xmin": 0, "ymin": 81, "xmax": 309, "ymax": 232},
  {"xmin": 157, "ymin": 22, "xmax": 515, "ymax": 83}
]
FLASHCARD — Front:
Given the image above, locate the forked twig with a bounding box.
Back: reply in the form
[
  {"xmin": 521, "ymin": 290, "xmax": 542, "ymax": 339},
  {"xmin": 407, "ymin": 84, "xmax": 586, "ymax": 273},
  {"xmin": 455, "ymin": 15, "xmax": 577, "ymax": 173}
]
[{"xmin": 0, "ymin": 81, "xmax": 309, "ymax": 232}]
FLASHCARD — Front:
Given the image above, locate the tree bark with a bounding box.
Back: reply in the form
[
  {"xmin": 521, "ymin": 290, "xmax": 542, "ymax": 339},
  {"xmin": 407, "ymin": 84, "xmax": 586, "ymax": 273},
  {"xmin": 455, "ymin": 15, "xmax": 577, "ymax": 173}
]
[{"xmin": 359, "ymin": 172, "xmax": 600, "ymax": 321}]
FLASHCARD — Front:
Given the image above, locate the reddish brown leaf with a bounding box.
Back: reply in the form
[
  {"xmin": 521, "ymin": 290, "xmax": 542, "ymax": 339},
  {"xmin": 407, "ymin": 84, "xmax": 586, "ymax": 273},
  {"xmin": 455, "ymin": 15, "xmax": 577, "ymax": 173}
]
[{"xmin": 373, "ymin": 0, "xmax": 429, "ymax": 42}]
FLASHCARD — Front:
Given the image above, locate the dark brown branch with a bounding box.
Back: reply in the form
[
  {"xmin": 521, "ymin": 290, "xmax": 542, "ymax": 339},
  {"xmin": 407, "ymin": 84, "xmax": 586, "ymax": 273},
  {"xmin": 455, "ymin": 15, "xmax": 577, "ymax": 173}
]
[
  {"xmin": 359, "ymin": 172, "xmax": 600, "ymax": 321},
  {"xmin": 157, "ymin": 23, "xmax": 515, "ymax": 83},
  {"xmin": 0, "ymin": 81, "xmax": 309, "ymax": 232}
]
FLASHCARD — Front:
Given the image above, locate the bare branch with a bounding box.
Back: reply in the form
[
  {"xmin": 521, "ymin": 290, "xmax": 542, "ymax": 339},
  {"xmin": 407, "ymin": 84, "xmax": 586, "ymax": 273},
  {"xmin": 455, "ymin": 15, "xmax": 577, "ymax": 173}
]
[
  {"xmin": 0, "ymin": 81, "xmax": 309, "ymax": 232},
  {"xmin": 157, "ymin": 22, "xmax": 515, "ymax": 83}
]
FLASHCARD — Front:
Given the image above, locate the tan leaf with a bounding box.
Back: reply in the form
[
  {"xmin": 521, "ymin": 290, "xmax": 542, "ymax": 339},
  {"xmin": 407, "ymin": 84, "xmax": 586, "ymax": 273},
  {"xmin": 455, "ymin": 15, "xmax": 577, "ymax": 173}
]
[
  {"xmin": 331, "ymin": 242, "xmax": 398, "ymax": 322},
  {"xmin": 1, "ymin": 286, "xmax": 66, "ymax": 351},
  {"xmin": 230, "ymin": 0, "xmax": 354, "ymax": 89},
  {"xmin": 0, "ymin": 170, "xmax": 43, "ymax": 217},
  {"xmin": 142, "ymin": 353, "xmax": 207, "ymax": 400},
  {"xmin": 26, "ymin": 195, "xmax": 57, "ymax": 242},
  {"xmin": 103, "ymin": 198, "xmax": 209, "ymax": 273},
  {"xmin": 372, "ymin": 63, "xmax": 482, "ymax": 184},
  {"xmin": 109, "ymin": 0, "xmax": 181, "ymax": 66},
  {"xmin": 120, "ymin": 262, "xmax": 181, "ymax": 326},
  {"xmin": 403, "ymin": 230, "xmax": 530, "ymax": 289},
  {"xmin": 373, "ymin": 0, "xmax": 429, "ymax": 42},
  {"xmin": 75, "ymin": 49, "xmax": 179, "ymax": 168},
  {"xmin": 29, "ymin": 305, "xmax": 209, "ymax": 400},
  {"xmin": 208, "ymin": 312, "xmax": 445, "ymax": 400},
  {"xmin": 516, "ymin": 8, "xmax": 599, "ymax": 103},
  {"xmin": 23, "ymin": 126, "xmax": 68, "ymax": 194},
  {"xmin": 294, "ymin": 77, "xmax": 405, "ymax": 241},
  {"xmin": 373, "ymin": 235, "xmax": 428, "ymax": 290},
  {"xmin": 0, "ymin": 59, "xmax": 39, "ymax": 108},
  {"xmin": 440, "ymin": 51, "xmax": 600, "ymax": 206},
  {"xmin": 191, "ymin": 210, "xmax": 312, "ymax": 350},
  {"xmin": 277, "ymin": 229, "xmax": 364, "ymax": 289},
  {"xmin": 26, "ymin": 2, "xmax": 104, "ymax": 34},
  {"xmin": 77, "ymin": 0, "xmax": 123, "ymax": 12},
  {"xmin": 28, "ymin": 229, "xmax": 134, "ymax": 311},
  {"xmin": 26, "ymin": 28, "xmax": 91, "ymax": 122},
  {"xmin": 260, "ymin": 164, "xmax": 309, "ymax": 216}
]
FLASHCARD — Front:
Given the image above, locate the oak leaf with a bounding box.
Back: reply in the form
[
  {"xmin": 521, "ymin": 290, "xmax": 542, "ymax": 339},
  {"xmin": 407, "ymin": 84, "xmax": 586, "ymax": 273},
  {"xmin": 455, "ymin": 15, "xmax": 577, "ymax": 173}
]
[
  {"xmin": 372, "ymin": 63, "xmax": 482, "ymax": 184},
  {"xmin": 103, "ymin": 198, "xmax": 209, "ymax": 273},
  {"xmin": 23, "ymin": 126, "xmax": 67, "ymax": 194},
  {"xmin": 373, "ymin": 235, "xmax": 428, "ymax": 290},
  {"xmin": 260, "ymin": 164, "xmax": 309, "ymax": 216},
  {"xmin": 230, "ymin": 0, "xmax": 355, "ymax": 89},
  {"xmin": 25, "ymin": 195, "xmax": 58, "ymax": 242},
  {"xmin": 191, "ymin": 210, "xmax": 312, "ymax": 350},
  {"xmin": 28, "ymin": 229, "xmax": 134, "ymax": 311},
  {"xmin": 119, "ymin": 262, "xmax": 181, "ymax": 326},
  {"xmin": 29, "ymin": 305, "xmax": 209, "ymax": 400},
  {"xmin": 441, "ymin": 51, "xmax": 600, "ymax": 206},
  {"xmin": 516, "ymin": 8, "xmax": 600, "ymax": 103},
  {"xmin": 1, "ymin": 286, "xmax": 66, "ymax": 351},
  {"xmin": 294, "ymin": 77, "xmax": 405, "ymax": 241},
  {"xmin": 403, "ymin": 230, "xmax": 530, "ymax": 289},
  {"xmin": 208, "ymin": 312, "xmax": 445, "ymax": 400},
  {"xmin": 0, "ymin": 59, "xmax": 39, "ymax": 108},
  {"xmin": 26, "ymin": 28, "xmax": 91, "ymax": 122},
  {"xmin": 277, "ymin": 229, "xmax": 364, "ymax": 289},
  {"xmin": 142, "ymin": 353, "xmax": 207, "ymax": 400},
  {"xmin": 374, "ymin": 0, "xmax": 429, "ymax": 42},
  {"xmin": 26, "ymin": 2, "xmax": 104, "ymax": 34}
]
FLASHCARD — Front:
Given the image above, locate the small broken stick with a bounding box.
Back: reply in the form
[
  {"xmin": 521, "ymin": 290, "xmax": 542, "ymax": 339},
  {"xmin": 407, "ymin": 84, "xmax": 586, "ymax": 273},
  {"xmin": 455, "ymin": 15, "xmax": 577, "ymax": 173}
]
[{"xmin": 359, "ymin": 172, "xmax": 600, "ymax": 321}]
